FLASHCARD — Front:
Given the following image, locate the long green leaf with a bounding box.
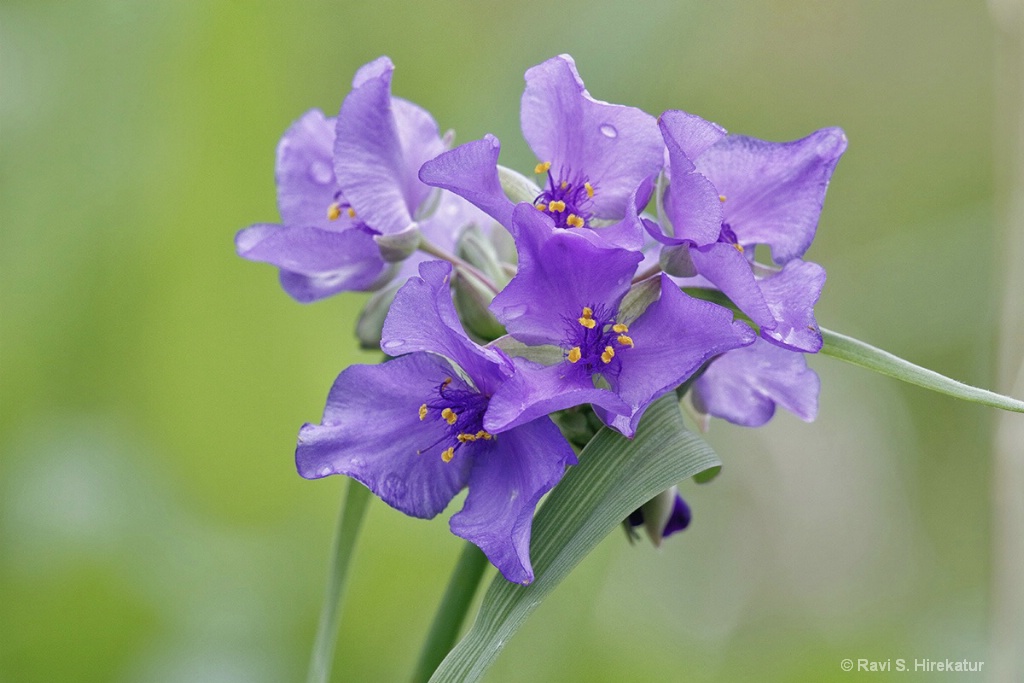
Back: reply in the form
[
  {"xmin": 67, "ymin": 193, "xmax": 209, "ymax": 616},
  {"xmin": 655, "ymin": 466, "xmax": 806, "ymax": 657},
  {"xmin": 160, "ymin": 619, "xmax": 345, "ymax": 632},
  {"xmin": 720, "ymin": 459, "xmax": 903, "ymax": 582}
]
[
  {"xmin": 429, "ymin": 395, "xmax": 720, "ymax": 683},
  {"xmin": 820, "ymin": 327, "xmax": 1024, "ymax": 413}
]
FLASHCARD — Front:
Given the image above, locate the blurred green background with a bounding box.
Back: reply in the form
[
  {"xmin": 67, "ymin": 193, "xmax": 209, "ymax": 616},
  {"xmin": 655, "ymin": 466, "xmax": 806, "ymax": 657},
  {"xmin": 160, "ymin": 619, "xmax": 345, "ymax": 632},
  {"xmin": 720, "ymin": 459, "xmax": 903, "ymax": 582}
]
[{"xmin": 3, "ymin": 1, "xmax": 1022, "ymax": 681}]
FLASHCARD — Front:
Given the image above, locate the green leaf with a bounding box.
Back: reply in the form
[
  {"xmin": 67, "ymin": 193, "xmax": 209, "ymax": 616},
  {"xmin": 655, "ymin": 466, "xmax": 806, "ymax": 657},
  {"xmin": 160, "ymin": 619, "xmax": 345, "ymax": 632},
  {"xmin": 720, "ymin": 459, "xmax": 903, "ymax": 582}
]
[
  {"xmin": 820, "ymin": 327, "xmax": 1024, "ymax": 413},
  {"xmin": 428, "ymin": 395, "xmax": 721, "ymax": 683}
]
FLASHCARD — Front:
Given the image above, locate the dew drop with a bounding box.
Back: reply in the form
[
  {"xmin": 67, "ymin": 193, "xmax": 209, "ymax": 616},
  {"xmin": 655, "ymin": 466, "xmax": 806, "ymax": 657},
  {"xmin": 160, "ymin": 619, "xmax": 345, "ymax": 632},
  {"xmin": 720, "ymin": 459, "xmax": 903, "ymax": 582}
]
[
  {"xmin": 599, "ymin": 124, "xmax": 618, "ymax": 139},
  {"xmin": 317, "ymin": 465, "xmax": 333, "ymax": 477},
  {"xmin": 503, "ymin": 304, "xmax": 528, "ymax": 320},
  {"xmin": 309, "ymin": 161, "xmax": 333, "ymax": 185},
  {"xmin": 381, "ymin": 339, "xmax": 405, "ymax": 351}
]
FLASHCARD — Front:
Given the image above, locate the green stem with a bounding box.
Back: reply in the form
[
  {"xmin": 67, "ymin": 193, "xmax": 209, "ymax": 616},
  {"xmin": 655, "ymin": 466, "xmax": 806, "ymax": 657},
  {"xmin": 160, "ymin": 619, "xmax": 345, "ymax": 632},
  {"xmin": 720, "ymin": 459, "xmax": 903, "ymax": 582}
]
[
  {"xmin": 418, "ymin": 240, "xmax": 500, "ymax": 295},
  {"xmin": 306, "ymin": 479, "xmax": 372, "ymax": 683},
  {"xmin": 410, "ymin": 542, "xmax": 490, "ymax": 683}
]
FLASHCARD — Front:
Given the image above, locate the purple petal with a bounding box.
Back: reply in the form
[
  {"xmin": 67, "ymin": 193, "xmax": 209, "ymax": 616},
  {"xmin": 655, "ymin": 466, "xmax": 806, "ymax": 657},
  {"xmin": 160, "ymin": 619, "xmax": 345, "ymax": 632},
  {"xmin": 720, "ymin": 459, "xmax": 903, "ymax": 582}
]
[
  {"xmin": 418, "ymin": 135, "xmax": 515, "ymax": 227},
  {"xmin": 382, "ymin": 260, "xmax": 512, "ymax": 394},
  {"xmin": 600, "ymin": 275, "xmax": 756, "ymax": 437},
  {"xmin": 483, "ymin": 359, "xmax": 630, "ymax": 434},
  {"xmin": 274, "ymin": 109, "xmax": 350, "ymax": 230},
  {"xmin": 334, "ymin": 58, "xmax": 445, "ymax": 236},
  {"xmin": 450, "ymin": 416, "xmax": 577, "ymax": 584},
  {"xmin": 689, "ymin": 242, "xmax": 776, "ymax": 330},
  {"xmin": 578, "ymin": 176, "xmax": 653, "ymax": 251},
  {"xmin": 758, "ymin": 259, "xmax": 826, "ymax": 352},
  {"xmin": 296, "ymin": 353, "xmax": 473, "ymax": 518},
  {"xmin": 490, "ymin": 203, "xmax": 642, "ymax": 346},
  {"xmin": 235, "ymin": 223, "xmax": 387, "ymax": 301},
  {"xmin": 659, "ymin": 110, "xmax": 726, "ymax": 245},
  {"xmin": 662, "ymin": 493, "xmax": 692, "ymax": 538},
  {"xmin": 695, "ymin": 127, "xmax": 847, "ymax": 263},
  {"xmin": 693, "ymin": 337, "xmax": 820, "ymax": 426},
  {"xmin": 521, "ymin": 55, "xmax": 663, "ymax": 219}
]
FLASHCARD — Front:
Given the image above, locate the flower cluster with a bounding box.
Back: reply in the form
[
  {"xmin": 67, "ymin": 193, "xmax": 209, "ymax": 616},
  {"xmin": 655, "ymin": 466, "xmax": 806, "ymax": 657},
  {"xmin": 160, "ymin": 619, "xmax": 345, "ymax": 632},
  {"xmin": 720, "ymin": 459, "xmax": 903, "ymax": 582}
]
[{"xmin": 237, "ymin": 54, "xmax": 846, "ymax": 583}]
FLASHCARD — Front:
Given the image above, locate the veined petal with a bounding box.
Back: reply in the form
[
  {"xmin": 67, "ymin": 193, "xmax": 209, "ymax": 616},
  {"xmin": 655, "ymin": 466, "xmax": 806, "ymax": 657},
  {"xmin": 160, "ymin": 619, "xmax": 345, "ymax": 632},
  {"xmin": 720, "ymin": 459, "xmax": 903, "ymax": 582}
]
[
  {"xmin": 521, "ymin": 55, "xmax": 663, "ymax": 219},
  {"xmin": 484, "ymin": 359, "xmax": 630, "ymax": 434},
  {"xmin": 601, "ymin": 275, "xmax": 756, "ymax": 437},
  {"xmin": 490, "ymin": 203, "xmax": 641, "ymax": 346},
  {"xmin": 689, "ymin": 242, "xmax": 776, "ymax": 330},
  {"xmin": 695, "ymin": 127, "xmax": 847, "ymax": 263},
  {"xmin": 693, "ymin": 337, "xmax": 820, "ymax": 426},
  {"xmin": 575, "ymin": 176, "xmax": 653, "ymax": 251},
  {"xmin": 450, "ymin": 417, "xmax": 577, "ymax": 584},
  {"xmin": 296, "ymin": 353, "xmax": 473, "ymax": 518},
  {"xmin": 382, "ymin": 261, "xmax": 513, "ymax": 394},
  {"xmin": 235, "ymin": 224, "xmax": 387, "ymax": 301},
  {"xmin": 274, "ymin": 109, "xmax": 349, "ymax": 230},
  {"xmin": 659, "ymin": 110, "xmax": 726, "ymax": 245},
  {"xmin": 759, "ymin": 259, "xmax": 826, "ymax": 353},
  {"xmin": 418, "ymin": 135, "xmax": 515, "ymax": 228}
]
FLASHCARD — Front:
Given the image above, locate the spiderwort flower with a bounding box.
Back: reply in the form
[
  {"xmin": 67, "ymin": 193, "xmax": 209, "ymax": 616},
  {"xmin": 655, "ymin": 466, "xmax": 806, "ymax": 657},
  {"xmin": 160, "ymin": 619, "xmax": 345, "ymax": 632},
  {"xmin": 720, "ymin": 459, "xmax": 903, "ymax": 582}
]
[
  {"xmin": 236, "ymin": 57, "xmax": 457, "ymax": 302},
  {"xmin": 626, "ymin": 486, "xmax": 692, "ymax": 547},
  {"xmin": 484, "ymin": 204, "xmax": 756, "ymax": 438},
  {"xmin": 420, "ymin": 54, "xmax": 662, "ymax": 250},
  {"xmin": 296, "ymin": 260, "xmax": 577, "ymax": 584},
  {"xmin": 651, "ymin": 110, "xmax": 846, "ymax": 352},
  {"xmin": 692, "ymin": 337, "xmax": 820, "ymax": 427}
]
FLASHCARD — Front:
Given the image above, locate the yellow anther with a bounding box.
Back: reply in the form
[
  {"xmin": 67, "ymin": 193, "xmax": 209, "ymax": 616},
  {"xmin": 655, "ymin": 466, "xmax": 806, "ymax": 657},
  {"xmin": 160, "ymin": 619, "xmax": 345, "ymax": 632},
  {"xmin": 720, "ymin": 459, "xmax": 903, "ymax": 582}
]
[
  {"xmin": 535, "ymin": 161, "xmax": 552, "ymax": 174},
  {"xmin": 612, "ymin": 323, "xmax": 629, "ymax": 333},
  {"xmin": 719, "ymin": 194, "xmax": 727, "ymax": 202},
  {"xmin": 477, "ymin": 430, "xmax": 492, "ymax": 440},
  {"xmin": 732, "ymin": 243, "xmax": 745, "ymax": 253},
  {"xmin": 346, "ymin": 206, "xmax": 356, "ymax": 218},
  {"xmin": 585, "ymin": 182, "xmax": 594, "ymax": 198},
  {"xmin": 457, "ymin": 433, "xmax": 473, "ymax": 443},
  {"xmin": 560, "ymin": 181, "xmax": 568, "ymax": 189},
  {"xmin": 441, "ymin": 447, "xmax": 455, "ymax": 463},
  {"xmin": 441, "ymin": 408, "xmax": 457, "ymax": 425},
  {"xmin": 536, "ymin": 203, "xmax": 548, "ymax": 212},
  {"xmin": 327, "ymin": 203, "xmax": 342, "ymax": 221},
  {"xmin": 442, "ymin": 377, "xmax": 452, "ymax": 388},
  {"xmin": 601, "ymin": 346, "xmax": 616, "ymax": 363},
  {"xmin": 418, "ymin": 404, "xmax": 427, "ymax": 421},
  {"xmin": 566, "ymin": 214, "xmax": 585, "ymax": 228},
  {"xmin": 617, "ymin": 334, "xmax": 634, "ymax": 347},
  {"xmin": 548, "ymin": 200, "xmax": 566, "ymax": 212},
  {"xmin": 578, "ymin": 306, "xmax": 596, "ymax": 329},
  {"xmin": 567, "ymin": 347, "xmax": 582, "ymax": 363}
]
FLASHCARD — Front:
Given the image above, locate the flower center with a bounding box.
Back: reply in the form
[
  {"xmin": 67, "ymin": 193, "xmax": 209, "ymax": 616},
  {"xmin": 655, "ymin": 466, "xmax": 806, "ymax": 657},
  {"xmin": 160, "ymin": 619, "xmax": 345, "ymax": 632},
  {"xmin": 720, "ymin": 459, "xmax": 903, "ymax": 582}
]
[
  {"xmin": 717, "ymin": 222, "xmax": 744, "ymax": 253},
  {"xmin": 563, "ymin": 305, "xmax": 634, "ymax": 377},
  {"xmin": 532, "ymin": 161, "xmax": 594, "ymax": 230},
  {"xmin": 417, "ymin": 377, "xmax": 492, "ymax": 462}
]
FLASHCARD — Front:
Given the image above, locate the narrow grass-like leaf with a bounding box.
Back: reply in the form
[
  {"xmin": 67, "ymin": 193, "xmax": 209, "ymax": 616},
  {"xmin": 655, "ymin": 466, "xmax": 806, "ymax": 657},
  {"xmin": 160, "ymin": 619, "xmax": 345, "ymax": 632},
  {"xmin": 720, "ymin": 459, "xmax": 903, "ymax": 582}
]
[
  {"xmin": 429, "ymin": 395, "xmax": 721, "ymax": 683},
  {"xmin": 820, "ymin": 327, "xmax": 1024, "ymax": 413}
]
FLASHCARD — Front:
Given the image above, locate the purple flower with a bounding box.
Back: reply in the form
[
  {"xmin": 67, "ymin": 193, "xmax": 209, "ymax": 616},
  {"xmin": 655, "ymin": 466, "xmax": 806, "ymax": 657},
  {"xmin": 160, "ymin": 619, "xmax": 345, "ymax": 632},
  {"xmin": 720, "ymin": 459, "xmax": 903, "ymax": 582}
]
[
  {"xmin": 627, "ymin": 486, "xmax": 692, "ymax": 546},
  {"xmin": 296, "ymin": 260, "xmax": 577, "ymax": 584},
  {"xmin": 236, "ymin": 57, "xmax": 457, "ymax": 302},
  {"xmin": 420, "ymin": 55, "xmax": 662, "ymax": 249},
  {"xmin": 692, "ymin": 336, "xmax": 819, "ymax": 427},
  {"xmin": 485, "ymin": 204, "xmax": 755, "ymax": 438},
  {"xmin": 651, "ymin": 111, "xmax": 846, "ymax": 352}
]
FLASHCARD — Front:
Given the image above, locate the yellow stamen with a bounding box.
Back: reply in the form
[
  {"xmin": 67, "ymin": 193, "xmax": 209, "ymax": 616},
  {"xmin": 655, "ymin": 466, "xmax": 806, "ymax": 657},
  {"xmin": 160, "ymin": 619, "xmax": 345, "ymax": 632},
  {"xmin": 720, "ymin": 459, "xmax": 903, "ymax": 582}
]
[
  {"xmin": 578, "ymin": 307, "xmax": 596, "ymax": 329},
  {"xmin": 457, "ymin": 433, "xmax": 473, "ymax": 443},
  {"xmin": 441, "ymin": 408, "xmax": 457, "ymax": 425},
  {"xmin": 536, "ymin": 203, "xmax": 548, "ymax": 212},
  {"xmin": 441, "ymin": 447, "xmax": 455, "ymax": 463},
  {"xmin": 477, "ymin": 430, "xmax": 492, "ymax": 440},
  {"xmin": 566, "ymin": 214, "xmax": 585, "ymax": 228},
  {"xmin": 567, "ymin": 347, "xmax": 582, "ymax": 363},
  {"xmin": 418, "ymin": 404, "xmax": 427, "ymax": 421},
  {"xmin": 560, "ymin": 181, "xmax": 568, "ymax": 190},
  {"xmin": 732, "ymin": 243, "xmax": 745, "ymax": 253},
  {"xmin": 535, "ymin": 161, "xmax": 551, "ymax": 174},
  {"xmin": 601, "ymin": 346, "xmax": 615, "ymax": 363},
  {"xmin": 719, "ymin": 194, "xmax": 727, "ymax": 202},
  {"xmin": 612, "ymin": 323, "xmax": 629, "ymax": 333},
  {"xmin": 585, "ymin": 182, "xmax": 594, "ymax": 198},
  {"xmin": 327, "ymin": 203, "xmax": 342, "ymax": 221},
  {"xmin": 548, "ymin": 200, "xmax": 566, "ymax": 212},
  {"xmin": 442, "ymin": 377, "xmax": 452, "ymax": 388},
  {"xmin": 347, "ymin": 206, "xmax": 356, "ymax": 218},
  {"xmin": 617, "ymin": 334, "xmax": 634, "ymax": 347}
]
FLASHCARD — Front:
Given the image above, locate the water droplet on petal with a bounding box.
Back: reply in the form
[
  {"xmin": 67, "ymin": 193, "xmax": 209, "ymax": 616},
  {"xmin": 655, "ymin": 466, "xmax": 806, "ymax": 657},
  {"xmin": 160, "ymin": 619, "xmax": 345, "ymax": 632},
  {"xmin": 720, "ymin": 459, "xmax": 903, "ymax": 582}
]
[
  {"xmin": 382, "ymin": 339, "xmax": 405, "ymax": 351},
  {"xmin": 599, "ymin": 124, "xmax": 618, "ymax": 139},
  {"xmin": 309, "ymin": 161, "xmax": 333, "ymax": 185},
  {"xmin": 503, "ymin": 304, "xmax": 528, "ymax": 320},
  {"xmin": 317, "ymin": 465, "xmax": 333, "ymax": 477}
]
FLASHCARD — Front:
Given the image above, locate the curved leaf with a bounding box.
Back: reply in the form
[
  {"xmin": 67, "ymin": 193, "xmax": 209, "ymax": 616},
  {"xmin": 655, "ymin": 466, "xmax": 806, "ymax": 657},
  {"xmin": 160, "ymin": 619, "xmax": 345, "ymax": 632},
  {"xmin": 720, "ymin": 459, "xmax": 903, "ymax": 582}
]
[{"xmin": 428, "ymin": 395, "xmax": 720, "ymax": 682}]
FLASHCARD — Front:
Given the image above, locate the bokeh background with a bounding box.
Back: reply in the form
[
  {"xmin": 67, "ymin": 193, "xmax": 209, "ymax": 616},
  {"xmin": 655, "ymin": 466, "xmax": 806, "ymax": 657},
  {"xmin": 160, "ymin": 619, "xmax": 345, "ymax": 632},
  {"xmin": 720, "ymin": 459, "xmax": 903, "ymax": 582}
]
[{"xmin": 3, "ymin": 1, "xmax": 1022, "ymax": 681}]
